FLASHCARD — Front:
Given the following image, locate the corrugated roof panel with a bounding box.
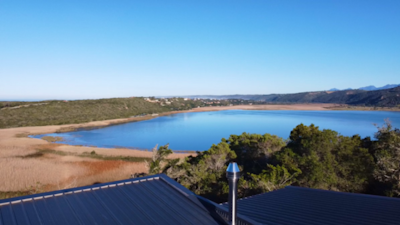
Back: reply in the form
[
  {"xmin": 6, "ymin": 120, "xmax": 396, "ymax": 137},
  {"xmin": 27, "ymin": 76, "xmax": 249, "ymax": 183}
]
[
  {"xmin": 1, "ymin": 204, "xmax": 17, "ymax": 225},
  {"xmin": 30, "ymin": 197, "xmax": 54, "ymax": 224},
  {"xmin": 11, "ymin": 202, "xmax": 30, "ymax": 225},
  {"xmin": 0, "ymin": 175, "xmax": 228, "ymax": 225},
  {"xmin": 0, "ymin": 208, "xmax": 4, "ymax": 225},
  {"xmin": 22, "ymin": 201, "xmax": 43, "ymax": 225},
  {"xmin": 142, "ymin": 179, "xmax": 219, "ymax": 225},
  {"xmin": 89, "ymin": 190, "xmax": 125, "ymax": 224},
  {"xmin": 0, "ymin": 208, "xmax": 3, "ymax": 225},
  {"xmin": 224, "ymin": 186, "xmax": 400, "ymax": 225},
  {"xmin": 95, "ymin": 187, "xmax": 142, "ymax": 225},
  {"xmin": 119, "ymin": 183, "xmax": 180, "ymax": 224},
  {"xmin": 50, "ymin": 195, "xmax": 83, "ymax": 224},
  {"xmin": 97, "ymin": 186, "xmax": 151, "ymax": 225},
  {"xmin": 145, "ymin": 180, "xmax": 210, "ymax": 224}
]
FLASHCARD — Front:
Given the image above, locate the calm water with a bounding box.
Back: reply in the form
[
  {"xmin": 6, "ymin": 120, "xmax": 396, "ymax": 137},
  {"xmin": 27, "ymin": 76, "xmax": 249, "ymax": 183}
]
[{"xmin": 32, "ymin": 110, "xmax": 400, "ymax": 151}]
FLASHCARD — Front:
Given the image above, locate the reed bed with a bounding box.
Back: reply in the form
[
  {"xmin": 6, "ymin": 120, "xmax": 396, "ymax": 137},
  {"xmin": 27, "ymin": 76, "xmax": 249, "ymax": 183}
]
[
  {"xmin": 0, "ymin": 157, "xmax": 85, "ymax": 192},
  {"xmin": 0, "ymin": 145, "xmax": 36, "ymax": 158}
]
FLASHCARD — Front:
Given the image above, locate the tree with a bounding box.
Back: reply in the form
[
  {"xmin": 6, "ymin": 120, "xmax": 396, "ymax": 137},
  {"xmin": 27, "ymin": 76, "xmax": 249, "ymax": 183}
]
[
  {"xmin": 248, "ymin": 165, "xmax": 301, "ymax": 193},
  {"xmin": 274, "ymin": 124, "xmax": 374, "ymax": 192},
  {"xmin": 165, "ymin": 141, "xmax": 237, "ymax": 202},
  {"xmin": 372, "ymin": 122, "xmax": 400, "ymax": 197},
  {"xmin": 147, "ymin": 144, "xmax": 173, "ymax": 175},
  {"xmin": 227, "ymin": 133, "xmax": 286, "ymax": 175}
]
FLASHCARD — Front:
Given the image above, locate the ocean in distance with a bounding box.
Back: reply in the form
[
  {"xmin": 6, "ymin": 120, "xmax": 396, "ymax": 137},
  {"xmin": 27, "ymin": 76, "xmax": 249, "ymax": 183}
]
[{"xmin": 33, "ymin": 110, "xmax": 400, "ymax": 151}]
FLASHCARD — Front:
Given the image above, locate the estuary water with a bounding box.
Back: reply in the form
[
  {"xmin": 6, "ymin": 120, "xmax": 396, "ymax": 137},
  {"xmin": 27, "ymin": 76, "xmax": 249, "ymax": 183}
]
[{"xmin": 32, "ymin": 110, "xmax": 400, "ymax": 151}]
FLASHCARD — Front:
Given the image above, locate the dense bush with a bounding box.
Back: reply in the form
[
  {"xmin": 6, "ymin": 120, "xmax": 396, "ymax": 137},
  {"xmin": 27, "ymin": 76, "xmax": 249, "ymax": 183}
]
[{"xmin": 154, "ymin": 123, "xmax": 400, "ymax": 203}]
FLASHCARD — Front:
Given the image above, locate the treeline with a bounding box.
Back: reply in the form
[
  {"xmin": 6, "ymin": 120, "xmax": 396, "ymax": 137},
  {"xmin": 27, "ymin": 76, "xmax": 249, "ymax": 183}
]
[{"xmin": 148, "ymin": 122, "xmax": 400, "ymax": 203}]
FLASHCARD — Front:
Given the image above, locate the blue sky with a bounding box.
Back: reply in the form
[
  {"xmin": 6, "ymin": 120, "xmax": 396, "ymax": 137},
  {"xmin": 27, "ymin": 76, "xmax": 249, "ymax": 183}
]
[{"xmin": 1, "ymin": 1, "xmax": 399, "ymax": 100}]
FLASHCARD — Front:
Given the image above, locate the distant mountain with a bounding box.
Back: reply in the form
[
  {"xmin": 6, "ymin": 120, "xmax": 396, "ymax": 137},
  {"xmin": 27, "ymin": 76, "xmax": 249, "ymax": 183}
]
[
  {"xmin": 358, "ymin": 85, "xmax": 377, "ymax": 91},
  {"xmin": 178, "ymin": 86, "xmax": 400, "ymax": 107},
  {"xmin": 377, "ymin": 84, "xmax": 400, "ymax": 90},
  {"xmin": 330, "ymin": 84, "xmax": 400, "ymax": 92},
  {"xmin": 329, "ymin": 88, "xmax": 352, "ymax": 91}
]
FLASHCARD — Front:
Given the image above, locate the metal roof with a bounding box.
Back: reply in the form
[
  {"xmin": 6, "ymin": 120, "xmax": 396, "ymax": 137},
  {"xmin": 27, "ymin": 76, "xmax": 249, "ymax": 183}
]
[
  {"xmin": 0, "ymin": 174, "xmax": 232, "ymax": 225},
  {"xmin": 222, "ymin": 186, "xmax": 400, "ymax": 225},
  {"xmin": 13, "ymin": 174, "xmax": 400, "ymax": 225}
]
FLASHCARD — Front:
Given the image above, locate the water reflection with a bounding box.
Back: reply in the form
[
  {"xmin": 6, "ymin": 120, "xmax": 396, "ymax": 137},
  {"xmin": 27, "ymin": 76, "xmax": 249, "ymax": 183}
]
[{"xmin": 32, "ymin": 110, "xmax": 400, "ymax": 151}]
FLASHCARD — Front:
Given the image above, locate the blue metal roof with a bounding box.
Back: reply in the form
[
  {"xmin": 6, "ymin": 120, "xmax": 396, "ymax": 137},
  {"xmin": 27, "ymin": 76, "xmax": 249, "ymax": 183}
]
[
  {"xmin": 223, "ymin": 186, "xmax": 400, "ymax": 225},
  {"xmin": 0, "ymin": 174, "xmax": 231, "ymax": 225},
  {"xmin": 10, "ymin": 174, "xmax": 398, "ymax": 225}
]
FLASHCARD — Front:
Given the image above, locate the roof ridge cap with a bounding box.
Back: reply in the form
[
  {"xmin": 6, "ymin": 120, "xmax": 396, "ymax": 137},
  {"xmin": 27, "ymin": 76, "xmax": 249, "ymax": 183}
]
[{"xmin": 0, "ymin": 174, "xmax": 161, "ymax": 205}]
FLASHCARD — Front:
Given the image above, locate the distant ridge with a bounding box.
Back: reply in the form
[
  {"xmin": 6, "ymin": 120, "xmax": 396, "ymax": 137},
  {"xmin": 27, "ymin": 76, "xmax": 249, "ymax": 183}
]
[
  {"xmin": 174, "ymin": 86, "xmax": 400, "ymax": 107},
  {"xmin": 358, "ymin": 85, "xmax": 377, "ymax": 91},
  {"xmin": 329, "ymin": 84, "xmax": 400, "ymax": 91}
]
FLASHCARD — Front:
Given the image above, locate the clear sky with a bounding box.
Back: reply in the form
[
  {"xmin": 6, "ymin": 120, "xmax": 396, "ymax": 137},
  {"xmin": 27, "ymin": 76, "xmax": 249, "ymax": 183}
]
[{"xmin": 1, "ymin": 1, "xmax": 399, "ymax": 100}]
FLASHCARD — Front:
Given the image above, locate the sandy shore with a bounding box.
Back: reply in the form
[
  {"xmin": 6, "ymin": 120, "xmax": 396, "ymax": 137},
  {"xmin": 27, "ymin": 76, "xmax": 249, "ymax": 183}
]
[
  {"xmin": 0, "ymin": 104, "xmax": 338, "ymax": 194},
  {"xmin": 190, "ymin": 103, "xmax": 339, "ymax": 112}
]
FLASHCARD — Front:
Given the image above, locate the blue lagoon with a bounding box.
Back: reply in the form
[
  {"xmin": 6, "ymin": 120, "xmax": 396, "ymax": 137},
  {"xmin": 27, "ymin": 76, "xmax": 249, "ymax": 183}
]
[{"xmin": 32, "ymin": 110, "xmax": 400, "ymax": 151}]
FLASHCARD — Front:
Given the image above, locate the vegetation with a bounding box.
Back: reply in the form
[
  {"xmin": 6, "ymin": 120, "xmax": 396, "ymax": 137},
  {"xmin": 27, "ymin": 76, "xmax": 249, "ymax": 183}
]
[
  {"xmin": 147, "ymin": 144, "xmax": 173, "ymax": 174},
  {"xmin": 41, "ymin": 136, "xmax": 64, "ymax": 142},
  {"xmin": 0, "ymin": 101, "xmax": 30, "ymax": 109},
  {"xmin": 147, "ymin": 122, "xmax": 400, "ymax": 203},
  {"xmin": 2, "ymin": 87, "xmax": 400, "ymax": 128},
  {"xmin": 0, "ymin": 182, "xmax": 42, "ymax": 199},
  {"xmin": 35, "ymin": 149, "xmax": 149, "ymax": 162},
  {"xmin": 0, "ymin": 97, "xmax": 259, "ymax": 128},
  {"xmin": 370, "ymin": 122, "xmax": 400, "ymax": 196},
  {"xmin": 0, "ymin": 98, "xmax": 170, "ymax": 128},
  {"xmin": 182, "ymin": 86, "xmax": 400, "ymax": 107}
]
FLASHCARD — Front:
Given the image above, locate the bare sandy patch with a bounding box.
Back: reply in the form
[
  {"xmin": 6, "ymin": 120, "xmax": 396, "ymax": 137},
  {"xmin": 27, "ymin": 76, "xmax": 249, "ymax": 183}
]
[{"xmin": 54, "ymin": 145, "xmax": 191, "ymax": 159}]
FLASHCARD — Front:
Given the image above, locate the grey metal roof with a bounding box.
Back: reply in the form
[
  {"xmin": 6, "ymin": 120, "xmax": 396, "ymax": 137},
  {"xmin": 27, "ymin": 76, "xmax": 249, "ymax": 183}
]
[
  {"xmin": 222, "ymin": 186, "xmax": 400, "ymax": 225},
  {"xmin": 0, "ymin": 174, "xmax": 231, "ymax": 225}
]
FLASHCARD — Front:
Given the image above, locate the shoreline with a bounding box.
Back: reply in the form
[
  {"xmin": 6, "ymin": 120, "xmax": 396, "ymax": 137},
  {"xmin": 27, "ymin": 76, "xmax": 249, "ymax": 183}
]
[
  {"xmin": 2, "ymin": 103, "xmax": 398, "ymax": 153},
  {"xmin": 2, "ymin": 103, "xmax": 399, "ymax": 157},
  {"xmin": 12, "ymin": 103, "xmax": 338, "ymax": 157},
  {"xmin": 1, "ymin": 103, "xmax": 398, "ymax": 194},
  {"xmin": 7, "ymin": 103, "xmax": 341, "ymax": 136},
  {"xmin": 4, "ymin": 103, "xmax": 400, "ymax": 135}
]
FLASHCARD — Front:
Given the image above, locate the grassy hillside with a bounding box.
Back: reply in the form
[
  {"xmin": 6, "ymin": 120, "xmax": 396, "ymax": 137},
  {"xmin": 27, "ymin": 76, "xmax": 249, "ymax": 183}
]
[{"xmin": 0, "ymin": 98, "xmax": 171, "ymax": 128}]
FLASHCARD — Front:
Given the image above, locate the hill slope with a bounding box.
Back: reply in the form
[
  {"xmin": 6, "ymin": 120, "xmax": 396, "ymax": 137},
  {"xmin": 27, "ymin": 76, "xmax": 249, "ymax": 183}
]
[
  {"xmin": 259, "ymin": 87, "xmax": 400, "ymax": 106},
  {"xmin": 184, "ymin": 87, "xmax": 400, "ymax": 107},
  {"xmin": 330, "ymin": 84, "xmax": 400, "ymax": 91},
  {"xmin": 0, "ymin": 97, "xmax": 207, "ymax": 128}
]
